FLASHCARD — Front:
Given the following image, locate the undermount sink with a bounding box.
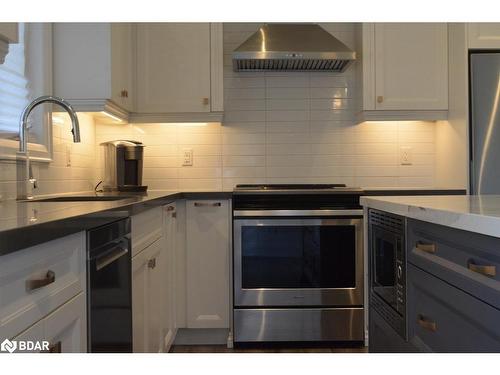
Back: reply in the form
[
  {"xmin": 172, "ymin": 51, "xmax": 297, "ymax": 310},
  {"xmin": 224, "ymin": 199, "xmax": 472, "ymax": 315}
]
[{"xmin": 20, "ymin": 196, "xmax": 136, "ymax": 203}]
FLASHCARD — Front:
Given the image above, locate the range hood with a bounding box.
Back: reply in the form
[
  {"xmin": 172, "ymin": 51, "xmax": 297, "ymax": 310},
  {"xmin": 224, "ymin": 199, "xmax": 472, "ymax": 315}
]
[{"xmin": 232, "ymin": 24, "xmax": 356, "ymax": 72}]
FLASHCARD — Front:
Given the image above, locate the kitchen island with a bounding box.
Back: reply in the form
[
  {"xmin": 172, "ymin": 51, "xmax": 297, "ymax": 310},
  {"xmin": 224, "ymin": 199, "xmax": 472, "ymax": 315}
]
[{"xmin": 361, "ymin": 195, "xmax": 500, "ymax": 352}]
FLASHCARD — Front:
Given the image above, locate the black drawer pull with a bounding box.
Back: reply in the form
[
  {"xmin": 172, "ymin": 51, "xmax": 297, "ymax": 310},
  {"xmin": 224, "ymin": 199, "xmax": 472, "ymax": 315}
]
[
  {"xmin": 417, "ymin": 314, "xmax": 437, "ymax": 332},
  {"xmin": 26, "ymin": 270, "xmax": 56, "ymax": 292},
  {"xmin": 194, "ymin": 202, "xmax": 221, "ymax": 207},
  {"xmin": 468, "ymin": 261, "xmax": 496, "ymax": 277},
  {"xmin": 416, "ymin": 241, "xmax": 436, "ymax": 254}
]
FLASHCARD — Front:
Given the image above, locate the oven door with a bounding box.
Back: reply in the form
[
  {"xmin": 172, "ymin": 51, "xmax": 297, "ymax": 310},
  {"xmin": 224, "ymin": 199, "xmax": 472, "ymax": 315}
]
[{"xmin": 233, "ymin": 211, "xmax": 363, "ymax": 307}]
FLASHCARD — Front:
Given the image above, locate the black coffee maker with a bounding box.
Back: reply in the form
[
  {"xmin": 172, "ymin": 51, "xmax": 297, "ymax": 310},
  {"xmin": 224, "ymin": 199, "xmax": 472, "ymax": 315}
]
[{"xmin": 101, "ymin": 140, "xmax": 147, "ymax": 192}]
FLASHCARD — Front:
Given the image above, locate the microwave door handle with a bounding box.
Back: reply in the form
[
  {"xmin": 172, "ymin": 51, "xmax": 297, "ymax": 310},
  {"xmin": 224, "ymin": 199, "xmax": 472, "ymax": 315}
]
[{"xmin": 95, "ymin": 246, "xmax": 129, "ymax": 271}]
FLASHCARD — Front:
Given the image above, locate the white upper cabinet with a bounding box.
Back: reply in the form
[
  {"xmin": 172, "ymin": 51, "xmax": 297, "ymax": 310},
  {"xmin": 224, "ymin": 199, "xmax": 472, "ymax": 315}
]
[
  {"xmin": 133, "ymin": 23, "xmax": 224, "ymax": 122},
  {"xmin": 358, "ymin": 23, "xmax": 448, "ymax": 122},
  {"xmin": 468, "ymin": 23, "xmax": 500, "ymax": 48},
  {"xmin": 53, "ymin": 23, "xmax": 134, "ymax": 119}
]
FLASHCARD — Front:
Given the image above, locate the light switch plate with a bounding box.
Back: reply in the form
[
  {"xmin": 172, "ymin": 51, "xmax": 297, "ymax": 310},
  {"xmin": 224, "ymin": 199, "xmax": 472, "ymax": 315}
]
[
  {"xmin": 182, "ymin": 148, "xmax": 193, "ymax": 166},
  {"xmin": 400, "ymin": 146, "xmax": 412, "ymax": 165}
]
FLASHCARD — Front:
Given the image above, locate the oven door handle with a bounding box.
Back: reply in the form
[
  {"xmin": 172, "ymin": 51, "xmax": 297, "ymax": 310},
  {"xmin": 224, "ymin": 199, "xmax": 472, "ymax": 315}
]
[
  {"xmin": 95, "ymin": 246, "xmax": 129, "ymax": 271},
  {"xmin": 233, "ymin": 209, "xmax": 363, "ymax": 217}
]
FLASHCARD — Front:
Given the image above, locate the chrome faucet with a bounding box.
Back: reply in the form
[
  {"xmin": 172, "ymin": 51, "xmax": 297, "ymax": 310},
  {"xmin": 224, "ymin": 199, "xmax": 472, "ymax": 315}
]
[{"xmin": 17, "ymin": 95, "xmax": 81, "ymax": 200}]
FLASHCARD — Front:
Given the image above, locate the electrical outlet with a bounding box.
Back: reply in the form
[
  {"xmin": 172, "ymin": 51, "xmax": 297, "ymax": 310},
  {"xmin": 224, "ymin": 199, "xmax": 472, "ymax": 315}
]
[
  {"xmin": 182, "ymin": 148, "xmax": 193, "ymax": 166},
  {"xmin": 400, "ymin": 146, "xmax": 413, "ymax": 165},
  {"xmin": 66, "ymin": 144, "xmax": 72, "ymax": 167}
]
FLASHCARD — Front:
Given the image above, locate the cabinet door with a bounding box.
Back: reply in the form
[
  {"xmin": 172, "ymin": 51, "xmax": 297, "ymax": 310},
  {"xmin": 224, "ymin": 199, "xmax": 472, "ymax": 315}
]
[
  {"xmin": 132, "ymin": 238, "xmax": 165, "ymax": 353},
  {"xmin": 374, "ymin": 23, "xmax": 448, "ymax": 110},
  {"xmin": 135, "ymin": 23, "xmax": 211, "ymax": 113},
  {"xmin": 44, "ymin": 293, "xmax": 86, "ymax": 353},
  {"xmin": 111, "ymin": 23, "xmax": 134, "ymax": 111},
  {"xmin": 13, "ymin": 293, "xmax": 86, "ymax": 353},
  {"xmin": 408, "ymin": 264, "xmax": 500, "ymax": 352},
  {"xmin": 186, "ymin": 200, "xmax": 230, "ymax": 328},
  {"xmin": 468, "ymin": 23, "xmax": 500, "ymax": 48},
  {"xmin": 12, "ymin": 317, "xmax": 45, "ymax": 353},
  {"xmin": 162, "ymin": 203, "xmax": 177, "ymax": 350}
]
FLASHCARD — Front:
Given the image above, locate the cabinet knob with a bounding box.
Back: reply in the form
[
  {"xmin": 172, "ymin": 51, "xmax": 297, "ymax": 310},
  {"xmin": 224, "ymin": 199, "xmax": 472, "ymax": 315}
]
[
  {"xmin": 417, "ymin": 314, "xmax": 437, "ymax": 332},
  {"xmin": 377, "ymin": 95, "xmax": 384, "ymax": 103},
  {"xmin": 120, "ymin": 89, "xmax": 129, "ymax": 98},
  {"xmin": 148, "ymin": 258, "xmax": 156, "ymax": 269},
  {"xmin": 202, "ymin": 97, "xmax": 210, "ymax": 105}
]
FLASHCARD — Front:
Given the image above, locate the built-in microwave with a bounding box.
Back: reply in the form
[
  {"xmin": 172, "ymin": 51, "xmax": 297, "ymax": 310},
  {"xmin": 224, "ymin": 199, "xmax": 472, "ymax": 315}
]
[{"xmin": 368, "ymin": 209, "xmax": 407, "ymax": 340}]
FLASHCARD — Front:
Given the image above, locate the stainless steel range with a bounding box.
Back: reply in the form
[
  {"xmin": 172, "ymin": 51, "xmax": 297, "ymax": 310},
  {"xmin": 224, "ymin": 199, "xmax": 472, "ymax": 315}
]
[{"xmin": 232, "ymin": 184, "xmax": 365, "ymax": 345}]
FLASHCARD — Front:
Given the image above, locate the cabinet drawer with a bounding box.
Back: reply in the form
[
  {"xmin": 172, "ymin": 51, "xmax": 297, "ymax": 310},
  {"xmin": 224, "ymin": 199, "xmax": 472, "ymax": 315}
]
[
  {"xmin": 131, "ymin": 207, "xmax": 163, "ymax": 256},
  {"xmin": 408, "ymin": 264, "xmax": 500, "ymax": 352},
  {"xmin": 0, "ymin": 232, "xmax": 85, "ymax": 340},
  {"xmin": 407, "ymin": 219, "xmax": 500, "ymax": 309}
]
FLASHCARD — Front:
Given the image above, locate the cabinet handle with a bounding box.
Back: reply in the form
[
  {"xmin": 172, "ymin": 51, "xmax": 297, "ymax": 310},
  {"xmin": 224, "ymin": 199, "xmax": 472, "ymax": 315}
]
[
  {"xmin": 46, "ymin": 341, "xmax": 62, "ymax": 353},
  {"xmin": 468, "ymin": 261, "xmax": 496, "ymax": 277},
  {"xmin": 148, "ymin": 258, "xmax": 156, "ymax": 269},
  {"xmin": 377, "ymin": 95, "xmax": 384, "ymax": 103},
  {"xmin": 202, "ymin": 97, "xmax": 210, "ymax": 105},
  {"xmin": 26, "ymin": 270, "xmax": 56, "ymax": 292},
  {"xmin": 165, "ymin": 206, "xmax": 175, "ymax": 212},
  {"xmin": 120, "ymin": 89, "xmax": 129, "ymax": 98},
  {"xmin": 415, "ymin": 241, "xmax": 436, "ymax": 254},
  {"xmin": 194, "ymin": 202, "xmax": 221, "ymax": 207},
  {"xmin": 417, "ymin": 315, "xmax": 437, "ymax": 332}
]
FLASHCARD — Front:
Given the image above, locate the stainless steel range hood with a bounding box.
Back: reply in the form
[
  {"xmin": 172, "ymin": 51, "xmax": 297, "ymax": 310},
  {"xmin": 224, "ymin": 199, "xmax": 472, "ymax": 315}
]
[{"xmin": 232, "ymin": 24, "xmax": 356, "ymax": 72}]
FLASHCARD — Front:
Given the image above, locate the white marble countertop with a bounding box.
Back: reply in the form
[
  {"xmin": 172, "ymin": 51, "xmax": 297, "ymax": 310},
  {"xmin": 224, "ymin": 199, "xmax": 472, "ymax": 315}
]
[{"xmin": 360, "ymin": 195, "xmax": 500, "ymax": 238}]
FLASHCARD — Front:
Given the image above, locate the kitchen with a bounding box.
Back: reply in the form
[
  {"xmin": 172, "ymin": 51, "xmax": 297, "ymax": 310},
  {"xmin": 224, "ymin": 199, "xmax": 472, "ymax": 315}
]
[{"xmin": 1, "ymin": 0, "xmax": 500, "ymax": 372}]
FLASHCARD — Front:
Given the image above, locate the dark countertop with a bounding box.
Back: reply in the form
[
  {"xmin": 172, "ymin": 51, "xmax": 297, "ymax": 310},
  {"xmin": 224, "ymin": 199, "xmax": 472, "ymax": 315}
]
[
  {"xmin": 0, "ymin": 188, "xmax": 465, "ymax": 256},
  {"xmin": 0, "ymin": 190, "xmax": 231, "ymax": 255}
]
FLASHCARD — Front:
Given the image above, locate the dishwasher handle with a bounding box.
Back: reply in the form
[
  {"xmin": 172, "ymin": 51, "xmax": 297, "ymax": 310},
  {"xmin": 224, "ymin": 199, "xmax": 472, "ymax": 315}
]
[{"xmin": 95, "ymin": 245, "xmax": 129, "ymax": 271}]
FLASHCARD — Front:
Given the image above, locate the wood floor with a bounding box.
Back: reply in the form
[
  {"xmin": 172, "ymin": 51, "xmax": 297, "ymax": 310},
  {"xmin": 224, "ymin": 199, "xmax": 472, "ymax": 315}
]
[{"xmin": 170, "ymin": 344, "xmax": 367, "ymax": 353}]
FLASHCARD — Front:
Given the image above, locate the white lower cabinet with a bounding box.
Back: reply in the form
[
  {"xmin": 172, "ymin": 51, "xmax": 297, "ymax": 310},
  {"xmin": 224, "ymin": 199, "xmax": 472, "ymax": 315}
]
[
  {"xmin": 132, "ymin": 237, "xmax": 165, "ymax": 353},
  {"xmin": 13, "ymin": 292, "xmax": 86, "ymax": 353},
  {"xmin": 43, "ymin": 292, "xmax": 86, "ymax": 353},
  {"xmin": 162, "ymin": 203, "xmax": 178, "ymax": 351},
  {"xmin": 186, "ymin": 200, "xmax": 230, "ymax": 329}
]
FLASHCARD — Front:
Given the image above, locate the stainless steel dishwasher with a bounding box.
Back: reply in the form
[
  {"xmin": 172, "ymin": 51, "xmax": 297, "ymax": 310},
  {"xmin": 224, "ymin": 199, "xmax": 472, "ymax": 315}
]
[{"xmin": 87, "ymin": 218, "xmax": 132, "ymax": 352}]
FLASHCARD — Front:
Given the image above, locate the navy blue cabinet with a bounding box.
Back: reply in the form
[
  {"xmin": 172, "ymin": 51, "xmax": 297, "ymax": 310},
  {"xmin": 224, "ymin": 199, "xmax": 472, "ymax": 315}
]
[{"xmin": 369, "ymin": 213, "xmax": 500, "ymax": 352}]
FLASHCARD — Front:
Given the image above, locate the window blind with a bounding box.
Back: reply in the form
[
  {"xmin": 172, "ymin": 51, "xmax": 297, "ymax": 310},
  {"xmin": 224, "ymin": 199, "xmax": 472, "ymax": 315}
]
[{"xmin": 0, "ymin": 24, "xmax": 29, "ymax": 136}]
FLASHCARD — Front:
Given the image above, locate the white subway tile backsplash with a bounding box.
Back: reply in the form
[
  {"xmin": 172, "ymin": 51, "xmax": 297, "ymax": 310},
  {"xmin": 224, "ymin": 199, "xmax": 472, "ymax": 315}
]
[
  {"xmin": 266, "ymin": 99, "xmax": 309, "ymax": 111},
  {"xmin": 222, "ymin": 133, "xmax": 266, "ymax": 145},
  {"xmin": 310, "ymin": 87, "xmax": 350, "ymax": 99},
  {"xmin": 266, "ymin": 87, "xmax": 310, "ymax": 99},
  {"xmin": 266, "ymin": 110, "xmax": 309, "ymax": 122},
  {"xmin": 87, "ymin": 23, "xmax": 437, "ymax": 193}
]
